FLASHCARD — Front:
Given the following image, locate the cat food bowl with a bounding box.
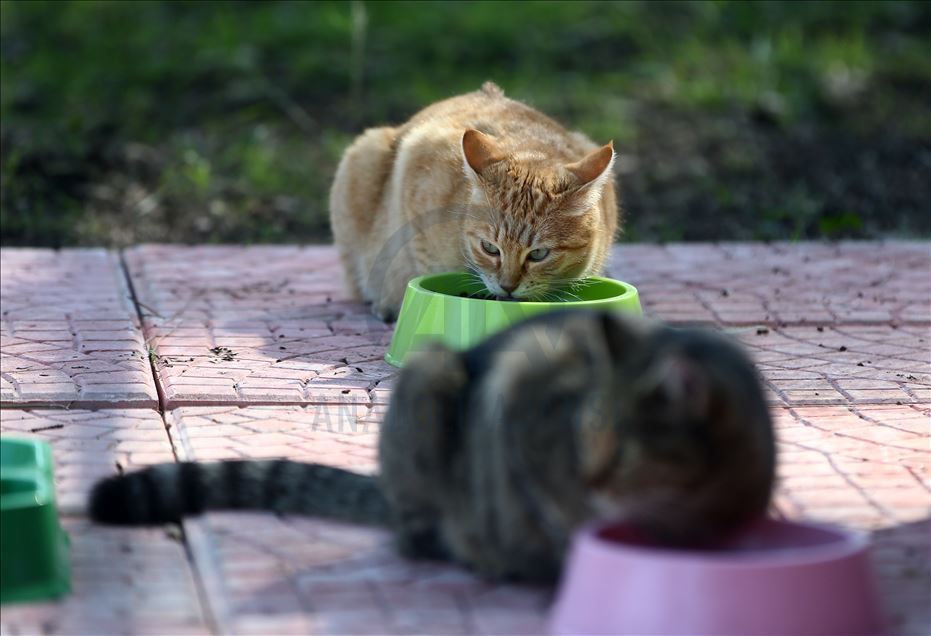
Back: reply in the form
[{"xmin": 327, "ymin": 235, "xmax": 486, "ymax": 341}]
[
  {"xmin": 1, "ymin": 438, "xmax": 70, "ymax": 604},
  {"xmin": 549, "ymin": 518, "xmax": 884, "ymax": 635},
  {"xmin": 385, "ymin": 272, "xmax": 641, "ymax": 366}
]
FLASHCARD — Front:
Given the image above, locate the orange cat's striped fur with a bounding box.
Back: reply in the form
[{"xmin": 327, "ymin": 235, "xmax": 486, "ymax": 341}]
[{"xmin": 329, "ymin": 82, "xmax": 618, "ymax": 320}]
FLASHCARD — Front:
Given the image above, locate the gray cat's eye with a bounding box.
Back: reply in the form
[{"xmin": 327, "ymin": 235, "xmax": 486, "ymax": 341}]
[
  {"xmin": 481, "ymin": 240, "xmax": 500, "ymax": 256},
  {"xmin": 527, "ymin": 247, "xmax": 550, "ymax": 262}
]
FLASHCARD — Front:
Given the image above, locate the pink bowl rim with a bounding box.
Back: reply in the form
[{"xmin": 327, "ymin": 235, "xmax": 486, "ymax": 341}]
[{"xmin": 579, "ymin": 518, "xmax": 869, "ymax": 570}]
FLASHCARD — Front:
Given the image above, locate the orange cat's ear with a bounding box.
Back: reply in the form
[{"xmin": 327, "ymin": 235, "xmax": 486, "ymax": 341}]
[
  {"xmin": 565, "ymin": 141, "xmax": 615, "ymax": 189},
  {"xmin": 462, "ymin": 129, "xmax": 505, "ymax": 177},
  {"xmin": 558, "ymin": 142, "xmax": 615, "ymax": 215}
]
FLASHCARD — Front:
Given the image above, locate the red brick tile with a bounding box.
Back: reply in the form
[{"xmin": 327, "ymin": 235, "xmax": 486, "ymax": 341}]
[
  {"xmin": 775, "ymin": 405, "xmax": 930, "ymax": 522},
  {"xmin": 772, "ymin": 405, "xmax": 930, "ymax": 635},
  {"xmin": 1, "ymin": 249, "xmax": 157, "ymax": 407},
  {"xmin": 0, "ymin": 519, "xmax": 208, "ymax": 634},
  {"xmin": 0, "ymin": 409, "xmax": 173, "ymax": 513},
  {"xmin": 184, "ymin": 513, "xmax": 547, "ymax": 635},
  {"xmin": 123, "ymin": 245, "xmax": 398, "ymax": 407},
  {"xmin": 735, "ymin": 325, "xmax": 929, "ymax": 406},
  {"xmin": 871, "ymin": 519, "xmax": 931, "ymax": 635},
  {"xmin": 168, "ymin": 406, "xmax": 379, "ymax": 472},
  {"xmin": 611, "ymin": 241, "xmax": 930, "ymax": 326}
]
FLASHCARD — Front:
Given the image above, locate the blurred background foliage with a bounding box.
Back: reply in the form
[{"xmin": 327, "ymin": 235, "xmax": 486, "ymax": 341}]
[{"xmin": 1, "ymin": 0, "xmax": 929, "ymax": 246}]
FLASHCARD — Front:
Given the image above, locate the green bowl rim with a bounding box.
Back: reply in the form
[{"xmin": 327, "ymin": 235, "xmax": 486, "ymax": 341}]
[
  {"xmin": 407, "ymin": 273, "xmax": 639, "ymax": 307},
  {"xmin": 1, "ymin": 438, "xmax": 57, "ymax": 511},
  {"xmin": 384, "ymin": 351, "xmax": 404, "ymax": 367},
  {"xmin": 1, "ymin": 472, "xmax": 56, "ymax": 511}
]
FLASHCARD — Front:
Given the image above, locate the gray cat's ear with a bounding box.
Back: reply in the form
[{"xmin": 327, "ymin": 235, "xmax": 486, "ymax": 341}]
[
  {"xmin": 462, "ymin": 129, "xmax": 506, "ymax": 178},
  {"xmin": 598, "ymin": 312, "xmax": 641, "ymax": 358},
  {"xmin": 576, "ymin": 316, "xmax": 629, "ymax": 484},
  {"xmin": 396, "ymin": 341, "xmax": 467, "ymax": 424},
  {"xmin": 639, "ymin": 354, "xmax": 712, "ymax": 418},
  {"xmin": 578, "ymin": 410, "xmax": 621, "ymax": 486}
]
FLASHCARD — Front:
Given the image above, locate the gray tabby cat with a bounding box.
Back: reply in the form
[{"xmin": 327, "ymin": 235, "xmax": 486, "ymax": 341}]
[{"xmin": 90, "ymin": 311, "xmax": 775, "ymax": 582}]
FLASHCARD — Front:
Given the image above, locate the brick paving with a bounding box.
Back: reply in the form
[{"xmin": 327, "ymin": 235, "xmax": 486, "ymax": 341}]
[
  {"xmin": 0, "ymin": 409, "xmax": 175, "ymax": 514},
  {"xmin": 0, "ymin": 520, "xmax": 209, "ymax": 635},
  {"xmin": 124, "ymin": 246, "xmax": 394, "ymax": 409},
  {"xmin": 772, "ymin": 404, "xmax": 930, "ymax": 635},
  {"xmin": 183, "ymin": 514, "xmax": 548, "ymax": 635},
  {"xmin": 610, "ymin": 242, "xmax": 931, "ymax": 326},
  {"xmin": 1, "ymin": 243, "xmax": 928, "ymax": 635},
  {"xmin": 735, "ymin": 324, "xmax": 930, "ymax": 406},
  {"xmin": 166, "ymin": 405, "xmax": 380, "ymax": 470},
  {"xmin": 0, "ymin": 249, "xmax": 158, "ymax": 408}
]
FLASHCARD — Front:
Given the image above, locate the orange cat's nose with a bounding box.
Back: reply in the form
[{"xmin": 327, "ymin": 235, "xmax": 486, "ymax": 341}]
[{"xmin": 500, "ymin": 282, "xmax": 518, "ymax": 294}]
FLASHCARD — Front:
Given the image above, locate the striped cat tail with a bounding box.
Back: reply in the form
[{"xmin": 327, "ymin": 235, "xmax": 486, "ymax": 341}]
[{"xmin": 89, "ymin": 460, "xmax": 390, "ymax": 526}]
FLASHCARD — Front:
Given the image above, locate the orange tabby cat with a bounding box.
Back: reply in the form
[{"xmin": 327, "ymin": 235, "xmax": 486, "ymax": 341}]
[{"xmin": 329, "ymin": 82, "xmax": 618, "ymax": 321}]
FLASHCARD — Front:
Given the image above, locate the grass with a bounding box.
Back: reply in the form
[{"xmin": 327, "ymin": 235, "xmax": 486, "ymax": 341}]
[{"xmin": 1, "ymin": 0, "xmax": 929, "ymax": 246}]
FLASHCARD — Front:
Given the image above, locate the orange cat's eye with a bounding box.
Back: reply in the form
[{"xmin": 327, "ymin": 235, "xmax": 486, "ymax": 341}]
[
  {"xmin": 481, "ymin": 240, "xmax": 500, "ymax": 256},
  {"xmin": 527, "ymin": 247, "xmax": 550, "ymax": 262}
]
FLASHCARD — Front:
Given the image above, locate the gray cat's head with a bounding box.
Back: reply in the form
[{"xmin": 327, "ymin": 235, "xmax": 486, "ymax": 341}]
[{"xmin": 577, "ymin": 314, "xmax": 776, "ymax": 546}]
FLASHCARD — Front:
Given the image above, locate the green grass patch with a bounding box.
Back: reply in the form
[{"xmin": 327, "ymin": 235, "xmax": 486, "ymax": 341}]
[{"xmin": 2, "ymin": 0, "xmax": 929, "ymax": 245}]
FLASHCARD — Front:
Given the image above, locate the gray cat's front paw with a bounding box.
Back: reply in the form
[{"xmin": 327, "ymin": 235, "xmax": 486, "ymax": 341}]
[
  {"xmin": 396, "ymin": 527, "xmax": 449, "ymax": 560},
  {"xmin": 372, "ymin": 302, "xmax": 398, "ymax": 323}
]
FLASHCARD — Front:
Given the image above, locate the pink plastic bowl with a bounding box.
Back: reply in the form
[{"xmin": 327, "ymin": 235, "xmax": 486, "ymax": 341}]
[{"xmin": 549, "ymin": 518, "xmax": 884, "ymax": 635}]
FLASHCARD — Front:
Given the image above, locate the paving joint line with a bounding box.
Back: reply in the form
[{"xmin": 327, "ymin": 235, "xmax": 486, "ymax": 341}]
[
  {"xmin": 118, "ymin": 248, "xmax": 220, "ymax": 635},
  {"xmin": 181, "ymin": 519, "xmax": 232, "ymax": 634},
  {"xmin": 678, "ymin": 319, "xmax": 931, "ymax": 328},
  {"xmin": 162, "ymin": 398, "xmax": 376, "ymax": 409},
  {"xmin": 118, "ymin": 249, "xmax": 168, "ymax": 415}
]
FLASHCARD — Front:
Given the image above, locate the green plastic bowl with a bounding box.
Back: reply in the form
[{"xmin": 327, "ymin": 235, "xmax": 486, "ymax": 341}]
[
  {"xmin": 1, "ymin": 438, "xmax": 70, "ymax": 604},
  {"xmin": 385, "ymin": 272, "xmax": 642, "ymax": 367}
]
